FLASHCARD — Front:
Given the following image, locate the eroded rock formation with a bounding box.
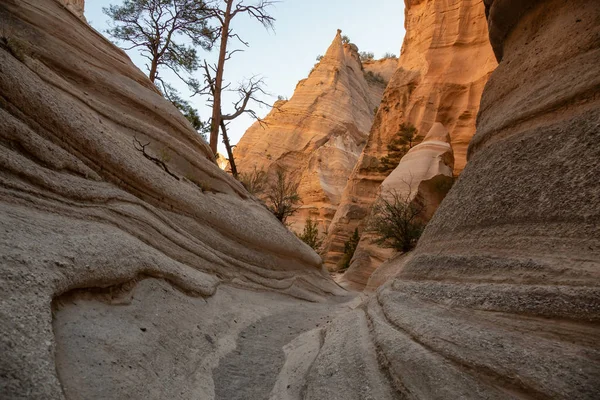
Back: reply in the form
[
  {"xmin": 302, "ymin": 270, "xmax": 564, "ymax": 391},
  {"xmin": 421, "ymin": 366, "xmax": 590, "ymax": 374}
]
[
  {"xmin": 323, "ymin": 0, "xmax": 497, "ymax": 270},
  {"xmin": 339, "ymin": 122, "xmax": 454, "ymax": 290},
  {"xmin": 2, "ymin": 0, "xmax": 599, "ymax": 398},
  {"xmin": 344, "ymin": 0, "xmax": 599, "ymax": 397},
  {"xmin": 233, "ymin": 31, "xmax": 396, "ymax": 233},
  {"xmin": 0, "ymin": 1, "xmax": 343, "ymax": 398},
  {"xmin": 56, "ymin": 0, "xmax": 84, "ymax": 19}
]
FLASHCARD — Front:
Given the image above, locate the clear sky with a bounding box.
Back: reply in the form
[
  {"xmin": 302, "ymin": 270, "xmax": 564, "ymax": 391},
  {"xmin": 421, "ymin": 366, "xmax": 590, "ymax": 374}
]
[{"xmin": 85, "ymin": 1, "xmax": 406, "ymax": 153}]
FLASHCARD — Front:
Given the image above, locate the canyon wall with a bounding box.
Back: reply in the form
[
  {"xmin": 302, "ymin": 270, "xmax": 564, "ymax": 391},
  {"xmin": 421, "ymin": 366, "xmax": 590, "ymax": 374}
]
[
  {"xmin": 0, "ymin": 1, "xmax": 343, "ymax": 398},
  {"xmin": 233, "ymin": 31, "xmax": 396, "ymax": 233},
  {"xmin": 345, "ymin": 0, "xmax": 598, "ymax": 397},
  {"xmin": 339, "ymin": 123, "xmax": 455, "ymax": 290},
  {"xmin": 323, "ymin": 0, "xmax": 497, "ymax": 270},
  {"xmin": 56, "ymin": 0, "xmax": 84, "ymax": 19}
]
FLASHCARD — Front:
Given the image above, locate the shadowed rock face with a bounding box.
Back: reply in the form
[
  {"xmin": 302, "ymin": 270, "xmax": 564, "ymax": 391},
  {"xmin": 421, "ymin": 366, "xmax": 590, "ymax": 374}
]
[
  {"xmin": 353, "ymin": 0, "xmax": 600, "ymax": 397},
  {"xmin": 322, "ymin": 0, "xmax": 497, "ymax": 270},
  {"xmin": 233, "ymin": 31, "xmax": 397, "ymax": 234},
  {"xmin": 0, "ymin": 1, "xmax": 344, "ymax": 398},
  {"xmin": 340, "ymin": 123, "xmax": 455, "ymax": 290}
]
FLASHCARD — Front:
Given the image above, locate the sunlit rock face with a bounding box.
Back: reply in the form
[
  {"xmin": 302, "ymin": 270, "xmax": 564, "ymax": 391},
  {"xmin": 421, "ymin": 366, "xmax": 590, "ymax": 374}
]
[
  {"xmin": 233, "ymin": 31, "xmax": 396, "ymax": 234},
  {"xmin": 339, "ymin": 123, "xmax": 454, "ymax": 290},
  {"xmin": 0, "ymin": 1, "xmax": 343, "ymax": 398},
  {"xmin": 354, "ymin": 0, "xmax": 600, "ymax": 397},
  {"xmin": 322, "ymin": 0, "xmax": 497, "ymax": 270}
]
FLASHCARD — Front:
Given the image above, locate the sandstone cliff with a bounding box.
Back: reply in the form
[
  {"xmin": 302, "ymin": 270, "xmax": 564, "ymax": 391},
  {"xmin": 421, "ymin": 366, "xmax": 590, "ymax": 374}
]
[
  {"xmin": 323, "ymin": 0, "xmax": 497, "ymax": 270},
  {"xmin": 56, "ymin": 0, "xmax": 84, "ymax": 19},
  {"xmin": 2, "ymin": 0, "xmax": 599, "ymax": 398},
  {"xmin": 346, "ymin": 0, "xmax": 599, "ymax": 397},
  {"xmin": 340, "ymin": 123, "xmax": 454, "ymax": 290},
  {"xmin": 0, "ymin": 1, "xmax": 343, "ymax": 398},
  {"xmin": 233, "ymin": 31, "xmax": 395, "ymax": 233}
]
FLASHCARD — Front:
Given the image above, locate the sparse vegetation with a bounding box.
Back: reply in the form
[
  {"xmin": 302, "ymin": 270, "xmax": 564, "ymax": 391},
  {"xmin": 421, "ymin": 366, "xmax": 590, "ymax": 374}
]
[
  {"xmin": 266, "ymin": 167, "xmax": 301, "ymax": 223},
  {"xmin": 239, "ymin": 166, "xmax": 267, "ymax": 195},
  {"xmin": 382, "ymin": 52, "xmax": 397, "ymax": 59},
  {"xmin": 378, "ymin": 123, "xmax": 423, "ymax": 172},
  {"xmin": 104, "ymin": 0, "xmax": 212, "ymax": 141},
  {"xmin": 359, "ymin": 51, "xmax": 375, "ymax": 62},
  {"xmin": 296, "ymin": 217, "xmax": 323, "ymax": 252},
  {"xmin": 316, "ymin": 54, "xmax": 323, "ymax": 62},
  {"xmin": 337, "ymin": 228, "xmax": 360, "ymax": 271},
  {"xmin": 341, "ymin": 35, "xmax": 351, "ymax": 44},
  {"xmin": 368, "ymin": 188, "xmax": 426, "ymax": 252},
  {"xmin": 364, "ymin": 70, "xmax": 386, "ymax": 85},
  {"xmin": 162, "ymin": 83, "xmax": 210, "ymax": 141}
]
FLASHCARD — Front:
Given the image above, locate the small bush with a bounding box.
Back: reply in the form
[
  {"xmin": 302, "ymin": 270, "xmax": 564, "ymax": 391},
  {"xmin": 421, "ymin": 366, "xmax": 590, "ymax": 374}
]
[
  {"xmin": 337, "ymin": 228, "xmax": 360, "ymax": 271},
  {"xmin": 364, "ymin": 70, "xmax": 386, "ymax": 85},
  {"xmin": 368, "ymin": 189, "xmax": 425, "ymax": 252},
  {"xmin": 382, "ymin": 52, "xmax": 397, "ymax": 59},
  {"xmin": 341, "ymin": 35, "xmax": 351, "ymax": 44},
  {"xmin": 266, "ymin": 167, "xmax": 301, "ymax": 223},
  {"xmin": 296, "ymin": 217, "xmax": 323, "ymax": 252},
  {"xmin": 316, "ymin": 54, "xmax": 323, "ymax": 62},
  {"xmin": 359, "ymin": 51, "xmax": 375, "ymax": 62},
  {"xmin": 239, "ymin": 166, "xmax": 267, "ymax": 195}
]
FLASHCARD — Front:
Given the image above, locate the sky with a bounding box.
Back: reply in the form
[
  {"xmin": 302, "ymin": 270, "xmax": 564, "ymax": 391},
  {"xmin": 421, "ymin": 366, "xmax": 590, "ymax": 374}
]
[{"xmin": 85, "ymin": 0, "xmax": 406, "ymax": 153}]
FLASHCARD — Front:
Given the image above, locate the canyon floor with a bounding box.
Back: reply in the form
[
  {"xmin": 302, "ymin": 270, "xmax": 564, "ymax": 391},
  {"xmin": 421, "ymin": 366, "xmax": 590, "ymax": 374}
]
[{"xmin": 53, "ymin": 279, "xmax": 361, "ymax": 399}]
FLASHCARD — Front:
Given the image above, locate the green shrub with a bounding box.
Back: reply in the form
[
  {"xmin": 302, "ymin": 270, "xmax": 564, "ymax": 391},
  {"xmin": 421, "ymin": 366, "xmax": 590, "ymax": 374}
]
[
  {"xmin": 337, "ymin": 228, "xmax": 360, "ymax": 271},
  {"xmin": 378, "ymin": 123, "xmax": 422, "ymax": 173},
  {"xmin": 296, "ymin": 217, "xmax": 323, "ymax": 252}
]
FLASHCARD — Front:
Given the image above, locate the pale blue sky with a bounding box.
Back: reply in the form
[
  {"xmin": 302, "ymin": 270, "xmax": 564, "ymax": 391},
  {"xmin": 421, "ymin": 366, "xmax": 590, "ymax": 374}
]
[{"xmin": 85, "ymin": 1, "xmax": 406, "ymax": 153}]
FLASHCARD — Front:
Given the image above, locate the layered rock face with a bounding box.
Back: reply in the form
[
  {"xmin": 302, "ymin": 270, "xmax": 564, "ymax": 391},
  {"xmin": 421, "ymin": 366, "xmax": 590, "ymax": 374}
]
[
  {"xmin": 233, "ymin": 32, "xmax": 394, "ymax": 233},
  {"xmin": 0, "ymin": 1, "xmax": 343, "ymax": 398},
  {"xmin": 347, "ymin": 0, "xmax": 599, "ymax": 397},
  {"xmin": 56, "ymin": 0, "xmax": 84, "ymax": 19},
  {"xmin": 340, "ymin": 123, "xmax": 454, "ymax": 290},
  {"xmin": 323, "ymin": 0, "xmax": 497, "ymax": 270}
]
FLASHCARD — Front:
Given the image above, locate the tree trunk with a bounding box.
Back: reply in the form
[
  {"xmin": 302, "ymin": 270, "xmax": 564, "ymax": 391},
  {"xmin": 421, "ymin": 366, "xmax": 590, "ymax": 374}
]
[
  {"xmin": 209, "ymin": 0, "xmax": 233, "ymax": 154},
  {"xmin": 149, "ymin": 57, "xmax": 158, "ymax": 83},
  {"xmin": 220, "ymin": 120, "xmax": 238, "ymax": 178}
]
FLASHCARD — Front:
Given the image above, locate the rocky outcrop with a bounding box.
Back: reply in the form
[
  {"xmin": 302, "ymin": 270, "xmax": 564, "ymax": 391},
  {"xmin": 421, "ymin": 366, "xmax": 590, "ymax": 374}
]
[
  {"xmin": 56, "ymin": 0, "xmax": 84, "ymax": 19},
  {"xmin": 323, "ymin": 0, "xmax": 497, "ymax": 270},
  {"xmin": 0, "ymin": 1, "xmax": 344, "ymax": 398},
  {"xmin": 339, "ymin": 123, "xmax": 454, "ymax": 290},
  {"xmin": 339, "ymin": 0, "xmax": 599, "ymax": 397},
  {"xmin": 233, "ymin": 31, "xmax": 394, "ymax": 233}
]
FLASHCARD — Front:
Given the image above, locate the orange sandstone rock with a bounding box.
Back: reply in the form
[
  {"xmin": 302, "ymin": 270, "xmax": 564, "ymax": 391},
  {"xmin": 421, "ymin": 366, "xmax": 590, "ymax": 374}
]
[{"xmin": 323, "ymin": 0, "xmax": 497, "ymax": 270}]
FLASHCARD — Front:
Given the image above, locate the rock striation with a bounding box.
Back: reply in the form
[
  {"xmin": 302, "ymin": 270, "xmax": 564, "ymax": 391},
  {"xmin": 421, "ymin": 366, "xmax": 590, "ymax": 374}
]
[
  {"xmin": 56, "ymin": 0, "xmax": 85, "ymax": 19},
  {"xmin": 322, "ymin": 0, "xmax": 599, "ymax": 397},
  {"xmin": 2, "ymin": 0, "xmax": 599, "ymax": 398},
  {"xmin": 233, "ymin": 31, "xmax": 396, "ymax": 233},
  {"xmin": 0, "ymin": 1, "xmax": 344, "ymax": 398},
  {"xmin": 323, "ymin": 0, "xmax": 497, "ymax": 270},
  {"xmin": 339, "ymin": 122, "xmax": 454, "ymax": 290}
]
